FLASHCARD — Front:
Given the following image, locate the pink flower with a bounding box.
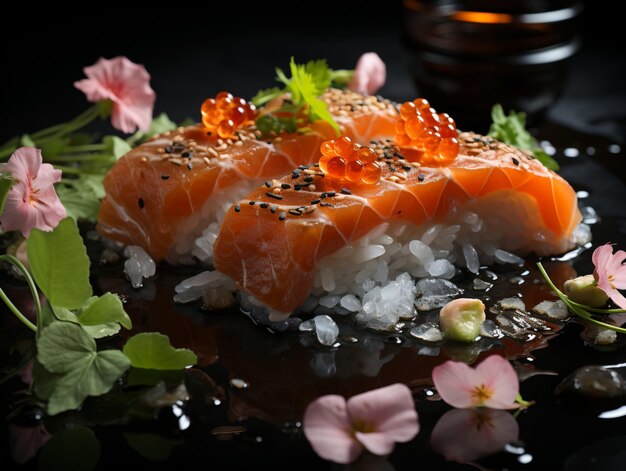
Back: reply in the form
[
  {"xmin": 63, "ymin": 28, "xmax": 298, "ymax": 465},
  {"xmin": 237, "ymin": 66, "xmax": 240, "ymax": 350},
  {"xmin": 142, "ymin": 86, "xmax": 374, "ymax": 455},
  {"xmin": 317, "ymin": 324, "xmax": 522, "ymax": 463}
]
[
  {"xmin": 349, "ymin": 52, "xmax": 386, "ymax": 96},
  {"xmin": 303, "ymin": 383, "xmax": 419, "ymax": 464},
  {"xmin": 431, "ymin": 408, "xmax": 519, "ymax": 463},
  {"xmin": 432, "ymin": 355, "xmax": 520, "ymax": 409},
  {"xmin": 0, "ymin": 148, "xmax": 65, "ymax": 237},
  {"xmin": 74, "ymin": 56, "xmax": 155, "ymax": 133},
  {"xmin": 9, "ymin": 423, "xmax": 51, "ymax": 464},
  {"xmin": 593, "ymin": 243, "xmax": 626, "ymax": 309}
]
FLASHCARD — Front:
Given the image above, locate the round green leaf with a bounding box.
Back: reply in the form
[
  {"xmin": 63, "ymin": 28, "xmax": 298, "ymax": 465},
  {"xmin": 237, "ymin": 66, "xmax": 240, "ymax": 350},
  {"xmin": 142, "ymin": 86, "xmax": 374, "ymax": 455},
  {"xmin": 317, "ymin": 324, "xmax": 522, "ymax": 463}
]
[{"xmin": 123, "ymin": 333, "xmax": 197, "ymax": 370}]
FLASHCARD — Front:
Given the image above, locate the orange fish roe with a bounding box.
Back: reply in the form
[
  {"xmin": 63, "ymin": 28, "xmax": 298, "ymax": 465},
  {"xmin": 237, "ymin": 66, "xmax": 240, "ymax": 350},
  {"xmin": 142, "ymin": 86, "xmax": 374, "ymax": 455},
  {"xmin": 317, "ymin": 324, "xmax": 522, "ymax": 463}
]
[
  {"xmin": 318, "ymin": 136, "xmax": 381, "ymax": 184},
  {"xmin": 395, "ymin": 98, "xmax": 459, "ymax": 165},
  {"xmin": 200, "ymin": 91, "xmax": 257, "ymax": 139}
]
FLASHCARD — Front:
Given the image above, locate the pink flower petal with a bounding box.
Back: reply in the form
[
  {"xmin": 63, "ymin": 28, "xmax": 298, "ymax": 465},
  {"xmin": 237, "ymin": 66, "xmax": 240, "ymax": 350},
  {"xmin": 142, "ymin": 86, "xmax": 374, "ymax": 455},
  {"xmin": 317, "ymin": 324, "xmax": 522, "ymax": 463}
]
[
  {"xmin": 354, "ymin": 432, "xmax": 395, "ymax": 456},
  {"xmin": 431, "ymin": 408, "xmax": 519, "ymax": 463},
  {"xmin": 432, "ymin": 360, "xmax": 478, "ymax": 408},
  {"xmin": 592, "ymin": 244, "xmax": 614, "ymax": 271},
  {"xmin": 347, "ymin": 383, "xmax": 419, "ymax": 448},
  {"xmin": 74, "ymin": 56, "xmax": 155, "ymax": 133},
  {"xmin": 475, "ymin": 355, "xmax": 520, "ymax": 409},
  {"xmin": 9, "ymin": 423, "xmax": 51, "ymax": 464},
  {"xmin": 0, "ymin": 147, "xmax": 66, "ymax": 237},
  {"xmin": 593, "ymin": 243, "xmax": 626, "ymax": 309},
  {"xmin": 303, "ymin": 395, "xmax": 362, "ymax": 464},
  {"xmin": 607, "ymin": 288, "xmax": 626, "ymax": 310},
  {"xmin": 348, "ymin": 52, "xmax": 386, "ymax": 96}
]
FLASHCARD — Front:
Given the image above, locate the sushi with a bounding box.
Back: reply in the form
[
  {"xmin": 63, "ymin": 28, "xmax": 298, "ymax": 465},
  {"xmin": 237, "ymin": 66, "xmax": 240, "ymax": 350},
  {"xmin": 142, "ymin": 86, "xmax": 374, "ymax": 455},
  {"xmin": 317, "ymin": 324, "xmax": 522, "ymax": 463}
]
[
  {"xmin": 212, "ymin": 131, "xmax": 583, "ymax": 321},
  {"xmin": 96, "ymin": 89, "xmax": 398, "ymax": 264}
]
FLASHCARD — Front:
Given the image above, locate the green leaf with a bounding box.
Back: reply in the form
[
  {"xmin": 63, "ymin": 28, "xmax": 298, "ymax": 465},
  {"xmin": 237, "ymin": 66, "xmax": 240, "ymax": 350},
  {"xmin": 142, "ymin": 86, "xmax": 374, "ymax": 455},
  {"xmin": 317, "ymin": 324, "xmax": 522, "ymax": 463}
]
[
  {"xmin": 38, "ymin": 426, "xmax": 101, "ymax": 470},
  {"xmin": 0, "ymin": 173, "xmax": 14, "ymax": 216},
  {"xmin": 251, "ymin": 87, "xmax": 284, "ymax": 106},
  {"xmin": 103, "ymin": 135, "xmax": 132, "ymax": 160},
  {"xmin": 488, "ymin": 104, "xmax": 559, "ymax": 171},
  {"xmin": 329, "ymin": 69, "xmax": 354, "ymax": 87},
  {"xmin": 56, "ymin": 173, "xmax": 106, "ymax": 222},
  {"xmin": 304, "ymin": 59, "xmax": 332, "ymax": 95},
  {"xmin": 78, "ymin": 294, "xmax": 132, "ymax": 329},
  {"xmin": 37, "ymin": 322, "xmax": 130, "ymax": 415},
  {"xmin": 123, "ymin": 333, "xmax": 197, "ymax": 370},
  {"xmin": 124, "ymin": 433, "xmax": 184, "ymax": 461},
  {"xmin": 32, "ymin": 360, "xmax": 61, "ymax": 401},
  {"xmin": 96, "ymin": 99, "xmax": 113, "ymax": 119},
  {"xmin": 52, "ymin": 306, "xmax": 120, "ymax": 339},
  {"xmin": 148, "ymin": 113, "xmax": 177, "ymax": 137},
  {"xmin": 27, "ymin": 218, "xmax": 92, "ymax": 310}
]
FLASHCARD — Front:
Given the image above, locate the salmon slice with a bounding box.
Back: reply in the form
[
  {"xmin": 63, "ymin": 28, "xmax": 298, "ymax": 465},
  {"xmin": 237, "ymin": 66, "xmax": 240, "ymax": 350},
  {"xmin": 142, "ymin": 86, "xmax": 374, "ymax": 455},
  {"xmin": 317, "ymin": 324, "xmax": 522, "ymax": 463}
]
[
  {"xmin": 97, "ymin": 90, "xmax": 398, "ymax": 263},
  {"xmin": 213, "ymin": 132, "xmax": 581, "ymax": 314}
]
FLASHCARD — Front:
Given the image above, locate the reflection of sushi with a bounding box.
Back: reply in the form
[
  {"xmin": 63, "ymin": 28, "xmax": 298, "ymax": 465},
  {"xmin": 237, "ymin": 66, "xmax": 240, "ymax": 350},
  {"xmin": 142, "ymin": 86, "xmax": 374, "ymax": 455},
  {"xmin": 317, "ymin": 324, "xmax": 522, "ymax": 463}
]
[
  {"xmin": 97, "ymin": 90, "xmax": 397, "ymax": 264},
  {"xmin": 213, "ymin": 133, "xmax": 583, "ymax": 320}
]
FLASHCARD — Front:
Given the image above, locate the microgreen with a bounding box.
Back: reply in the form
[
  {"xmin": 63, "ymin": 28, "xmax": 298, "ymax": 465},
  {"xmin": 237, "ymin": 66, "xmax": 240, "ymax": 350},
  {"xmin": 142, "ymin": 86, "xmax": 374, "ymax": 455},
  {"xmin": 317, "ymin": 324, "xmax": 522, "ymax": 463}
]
[
  {"xmin": 123, "ymin": 333, "xmax": 197, "ymax": 370},
  {"xmin": 489, "ymin": 104, "xmax": 560, "ymax": 171},
  {"xmin": 0, "ymin": 173, "xmax": 14, "ymax": 220},
  {"xmin": 537, "ymin": 262, "xmax": 626, "ymax": 333},
  {"xmin": 252, "ymin": 58, "xmax": 340, "ymax": 136}
]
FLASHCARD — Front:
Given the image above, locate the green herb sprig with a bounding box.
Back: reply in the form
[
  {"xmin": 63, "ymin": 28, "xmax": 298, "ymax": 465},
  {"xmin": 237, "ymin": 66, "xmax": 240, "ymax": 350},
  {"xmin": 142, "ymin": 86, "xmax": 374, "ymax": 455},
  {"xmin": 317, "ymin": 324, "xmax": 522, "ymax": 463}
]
[
  {"xmin": 536, "ymin": 262, "xmax": 626, "ymax": 333},
  {"xmin": 488, "ymin": 104, "xmax": 560, "ymax": 171},
  {"xmin": 251, "ymin": 58, "xmax": 341, "ymax": 136}
]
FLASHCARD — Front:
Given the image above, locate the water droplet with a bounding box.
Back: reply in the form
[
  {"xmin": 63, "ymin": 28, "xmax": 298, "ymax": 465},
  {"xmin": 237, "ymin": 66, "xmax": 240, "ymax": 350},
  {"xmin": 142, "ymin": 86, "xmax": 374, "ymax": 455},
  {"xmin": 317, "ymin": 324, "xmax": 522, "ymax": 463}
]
[
  {"xmin": 518, "ymin": 453, "xmax": 533, "ymax": 464},
  {"xmin": 608, "ymin": 144, "xmax": 621, "ymax": 154},
  {"xmin": 577, "ymin": 190, "xmax": 589, "ymax": 199},
  {"xmin": 230, "ymin": 378, "xmax": 249, "ymax": 390},
  {"xmin": 586, "ymin": 146, "xmax": 596, "ymax": 156},
  {"xmin": 564, "ymin": 147, "xmax": 579, "ymax": 158}
]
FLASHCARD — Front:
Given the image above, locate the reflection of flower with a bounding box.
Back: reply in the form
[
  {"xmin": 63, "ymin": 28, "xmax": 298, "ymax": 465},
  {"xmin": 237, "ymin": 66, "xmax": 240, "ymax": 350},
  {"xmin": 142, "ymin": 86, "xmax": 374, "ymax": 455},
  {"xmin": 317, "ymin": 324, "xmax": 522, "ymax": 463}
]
[
  {"xmin": 593, "ymin": 243, "xmax": 626, "ymax": 309},
  {"xmin": 74, "ymin": 56, "xmax": 155, "ymax": 133},
  {"xmin": 303, "ymin": 384, "xmax": 419, "ymax": 464},
  {"xmin": 432, "ymin": 355, "xmax": 520, "ymax": 409},
  {"xmin": 431, "ymin": 408, "xmax": 519, "ymax": 462},
  {"xmin": 9, "ymin": 423, "xmax": 51, "ymax": 464},
  {"xmin": 0, "ymin": 147, "xmax": 65, "ymax": 237},
  {"xmin": 348, "ymin": 53, "xmax": 386, "ymax": 96}
]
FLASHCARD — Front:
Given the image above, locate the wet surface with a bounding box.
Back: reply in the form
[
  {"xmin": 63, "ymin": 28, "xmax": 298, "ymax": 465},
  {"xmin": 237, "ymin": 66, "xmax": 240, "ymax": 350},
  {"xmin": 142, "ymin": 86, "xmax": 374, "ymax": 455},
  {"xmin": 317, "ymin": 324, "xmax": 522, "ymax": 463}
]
[{"xmin": 1, "ymin": 123, "xmax": 625, "ymax": 469}]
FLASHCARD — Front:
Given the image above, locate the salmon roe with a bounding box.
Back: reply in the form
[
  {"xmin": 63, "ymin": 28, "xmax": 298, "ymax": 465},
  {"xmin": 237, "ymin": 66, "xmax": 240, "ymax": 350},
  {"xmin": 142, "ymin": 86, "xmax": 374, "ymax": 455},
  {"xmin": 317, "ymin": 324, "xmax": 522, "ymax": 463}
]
[
  {"xmin": 200, "ymin": 91, "xmax": 257, "ymax": 139},
  {"xmin": 319, "ymin": 137, "xmax": 381, "ymax": 184},
  {"xmin": 395, "ymin": 98, "xmax": 459, "ymax": 165}
]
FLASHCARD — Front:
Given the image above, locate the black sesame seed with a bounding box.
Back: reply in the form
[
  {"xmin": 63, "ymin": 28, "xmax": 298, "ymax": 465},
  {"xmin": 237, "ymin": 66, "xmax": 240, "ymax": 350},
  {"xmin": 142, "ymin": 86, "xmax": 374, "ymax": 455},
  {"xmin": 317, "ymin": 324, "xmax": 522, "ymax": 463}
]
[
  {"xmin": 138, "ymin": 198, "xmax": 144, "ymax": 209},
  {"xmin": 341, "ymin": 188, "xmax": 352, "ymax": 195},
  {"xmin": 291, "ymin": 172, "xmax": 300, "ymax": 179},
  {"xmin": 326, "ymin": 192, "xmax": 336, "ymax": 197},
  {"xmin": 294, "ymin": 185, "xmax": 302, "ymax": 191},
  {"xmin": 265, "ymin": 181, "xmax": 272, "ymax": 188},
  {"xmin": 281, "ymin": 183, "xmax": 292, "ymax": 189},
  {"xmin": 303, "ymin": 176, "xmax": 314, "ymax": 183},
  {"xmin": 418, "ymin": 174, "xmax": 425, "ymax": 181},
  {"xmin": 181, "ymin": 151, "xmax": 191, "ymax": 158},
  {"xmin": 389, "ymin": 165, "xmax": 396, "ymax": 172},
  {"xmin": 266, "ymin": 192, "xmax": 283, "ymax": 200},
  {"xmin": 402, "ymin": 165, "xmax": 412, "ymax": 171},
  {"xmin": 249, "ymin": 201, "xmax": 256, "ymax": 205},
  {"xmin": 270, "ymin": 205, "xmax": 278, "ymax": 213},
  {"xmin": 288, "ymin": 209, "xmax": 302, "ymax": 216},
  {"xmin": 313, "ymin": 163, "xmax": 320, "ymax": 167},
  {"xmin": 278, "ymin": 211, "xmax": 286, "ymax": 221},
  {"xmin": 512, "ymin": 157, "xmax": 520, "ymax": 166},
  {"xmin": 260, "ymin": 203, "xmax": 269, "ymax": 209},
  {"xmin": 320, "ymin": 192, "xmax": 327, "ymax": 198},
  {"xmin": 298, "ymin": 165, "xmax": 310, "ymax": 170},
  {"xmin": 320, "ymin": 202, "xmax": 334, "ymax": 207},
  {"xmin": 234, "ymin": 205, "xmax": 241, "ymax": 212},
  {"xmin": 164, "ymin": 145, "xmax": 173, "ymax": 153},
  {"xmin": 161, "ymin": 175, "xmax": 170, "ymax": 180},
  {"xmin": 310, "ymin": 199, "xmax": 321, "ymax": 205}
]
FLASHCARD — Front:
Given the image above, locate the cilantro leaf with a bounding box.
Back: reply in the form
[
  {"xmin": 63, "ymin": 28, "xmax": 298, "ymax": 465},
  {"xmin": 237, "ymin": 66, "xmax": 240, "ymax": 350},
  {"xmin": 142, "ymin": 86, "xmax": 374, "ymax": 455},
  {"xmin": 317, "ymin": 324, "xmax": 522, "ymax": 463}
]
[
  {"xmin": 56, "ymin": 174, "xmax": 105, "ymax": 221},
  {"xmin": 488, "ymin": 104, "xmax": 560, "ymax": 171},
  {"xmin": 27, "ymin": 218, "xmax": 92, "ymax": 310},
  {"xmin": 78, "ymin": 293, "xmax": 132, "ymax": 329},
  {"xmin": 304, "ymin": 59, "xmax": 332, "ymax": 95},
  {"xmin": 36, "ymin": 322, "xmax": 130, "ymax": 415},
  {"xmin": 123, "ymin": 332, "xmax": 197, "ymax": 370},
  {"xmin": 288, "ymin": 58, "xmax": 339, "ymax": 134},
  {"xmin": 103, "ymin": 135, "xmax": 132, "ymax": 160}
]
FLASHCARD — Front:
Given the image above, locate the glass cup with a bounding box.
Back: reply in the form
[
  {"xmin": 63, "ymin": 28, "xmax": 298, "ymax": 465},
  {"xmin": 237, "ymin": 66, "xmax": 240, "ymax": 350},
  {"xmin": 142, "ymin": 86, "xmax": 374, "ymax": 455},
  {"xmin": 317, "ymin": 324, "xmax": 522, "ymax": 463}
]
[{"xmin": 403, "ymin": 0, "xmax": 583, "ymax": 131}]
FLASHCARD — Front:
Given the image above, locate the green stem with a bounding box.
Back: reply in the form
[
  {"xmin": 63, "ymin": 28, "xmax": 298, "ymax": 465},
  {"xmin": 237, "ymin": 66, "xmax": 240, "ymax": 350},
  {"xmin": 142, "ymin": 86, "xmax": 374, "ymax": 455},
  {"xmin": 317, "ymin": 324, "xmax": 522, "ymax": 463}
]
[
  {"xmin": 0, "ymin": 105, "xmax": 101, "ymax": 160},
  {"xmin": 0, "ymin": 288, "xmax": 37, "ymax": 332},
  {"xmin": 536, "ymin": 262, "xmax": 626, "ymax": 334},
  {"xmin": 52, "ymin": 165, "xmax": 83, "ymax": 175},
  {"xmin": 0, "ymin": 254, "xmax": 42, "ymax": 325},
  {"xmin": 61, "ymin": 143, "xmax": 106, "ymax": 153},
  {"xmin": 48, "ymin": 153, "xmax": 113, "ymax": 163}
]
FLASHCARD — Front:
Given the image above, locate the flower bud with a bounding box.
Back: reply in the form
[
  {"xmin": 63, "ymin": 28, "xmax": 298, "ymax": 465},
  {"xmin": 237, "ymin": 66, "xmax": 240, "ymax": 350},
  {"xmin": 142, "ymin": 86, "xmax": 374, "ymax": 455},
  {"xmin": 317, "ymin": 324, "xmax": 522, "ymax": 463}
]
[
  {"xmin": 563, "ymin": 274, "xmax": 609, "ymax": 307},
  {"xmin": 440, "ymin": 298, "xmax": 486, "ymax": 343}
]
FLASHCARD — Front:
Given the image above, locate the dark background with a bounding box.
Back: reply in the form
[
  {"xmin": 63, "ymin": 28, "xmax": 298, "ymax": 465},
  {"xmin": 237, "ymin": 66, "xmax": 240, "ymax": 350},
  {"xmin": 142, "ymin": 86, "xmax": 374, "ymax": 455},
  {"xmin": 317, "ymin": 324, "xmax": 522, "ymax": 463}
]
[{"xmin": 0, "ymin": 2, "xmax": 624, "ymax": 145}]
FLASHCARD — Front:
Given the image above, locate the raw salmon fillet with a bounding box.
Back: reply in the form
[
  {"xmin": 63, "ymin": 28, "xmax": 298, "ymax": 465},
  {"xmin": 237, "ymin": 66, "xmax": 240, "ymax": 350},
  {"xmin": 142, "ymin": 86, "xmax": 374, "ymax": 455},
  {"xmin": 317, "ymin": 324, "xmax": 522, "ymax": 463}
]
[
  {"xmin": 213, "ymin": 133, "xmax": 581, "ymax": 314},
  {"xmin": 97, "ymin": 91, "xmax": 398, "ymax": 262}
]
